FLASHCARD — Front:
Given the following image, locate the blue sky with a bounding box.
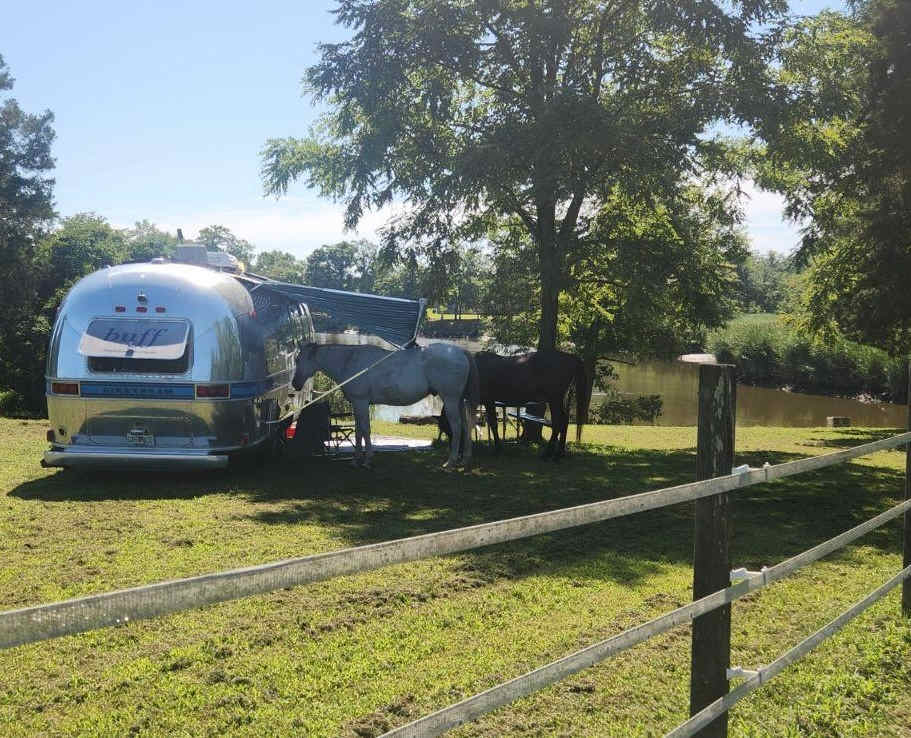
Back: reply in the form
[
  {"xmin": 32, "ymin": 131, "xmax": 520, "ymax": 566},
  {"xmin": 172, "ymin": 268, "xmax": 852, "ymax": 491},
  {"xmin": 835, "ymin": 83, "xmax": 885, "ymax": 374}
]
[{"xmin": 4, "ymin": 0, "xmax": 845, "ymax": 258}]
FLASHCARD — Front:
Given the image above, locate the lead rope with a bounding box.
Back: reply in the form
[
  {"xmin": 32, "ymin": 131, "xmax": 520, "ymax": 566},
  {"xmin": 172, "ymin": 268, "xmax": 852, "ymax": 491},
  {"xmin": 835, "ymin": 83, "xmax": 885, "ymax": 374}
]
[{"xmin": 295, "ymin": 348, "xmax": 401, "ymax": 412}]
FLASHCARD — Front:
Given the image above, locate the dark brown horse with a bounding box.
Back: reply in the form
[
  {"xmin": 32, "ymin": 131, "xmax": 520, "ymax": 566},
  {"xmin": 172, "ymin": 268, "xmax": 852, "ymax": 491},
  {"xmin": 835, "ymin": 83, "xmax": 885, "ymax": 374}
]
[{"xmin": 475, "ymin": 350, "xmax": 590, "ymax": 459}]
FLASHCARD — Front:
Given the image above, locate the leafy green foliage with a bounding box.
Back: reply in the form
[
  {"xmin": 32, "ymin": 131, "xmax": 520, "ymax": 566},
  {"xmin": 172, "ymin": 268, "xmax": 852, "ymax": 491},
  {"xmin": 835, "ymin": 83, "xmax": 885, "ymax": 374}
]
[
  {"xmin": 485, "ymin": 184, "xmax": 747, "ymax": 363},
  {"xmin": 0, "ymin": 55, "xmax": 56, "ymax": 411},
  {"xmin": 757, "ymin": 2, "xmax": 911, "ymax": 353},
  {"xmin": 594, "ymin": 393, "xmax": 663, "ymax": 425},
  {"xmin": 253, "ymin": 250, "xmax": 307, "ymax": 283},
  {"xmin": 707, "ymin": 314, "xmax": 908, "ymax": 402},
  {"xmin": 305, "ymin": 239, "xmax": 376, "ymax": 291},
  {"xmin": 263, "ymin": 0, "xmax": 787, "ymax": 348},
  {"xmin": 734, "ymin": 252, "xmax": 796, "ymax": 313},
  {"xmin": 124, "ymin": 220, "xmax": 177, "ymax": 262},
  {"xmin": 197, "ymin": 224, "xmax": 256, "ymax": 266}
]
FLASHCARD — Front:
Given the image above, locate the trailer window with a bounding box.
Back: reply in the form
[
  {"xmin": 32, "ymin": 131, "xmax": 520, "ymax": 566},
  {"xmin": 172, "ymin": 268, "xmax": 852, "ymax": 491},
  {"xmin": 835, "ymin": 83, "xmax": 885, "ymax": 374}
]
[
  {"xmin": 88, "ymin": 349, "xmax": 190, "ymax": 374},
  {"xmin": 80, "ymin": 319, "xmax": 191, "ymax": 374}
]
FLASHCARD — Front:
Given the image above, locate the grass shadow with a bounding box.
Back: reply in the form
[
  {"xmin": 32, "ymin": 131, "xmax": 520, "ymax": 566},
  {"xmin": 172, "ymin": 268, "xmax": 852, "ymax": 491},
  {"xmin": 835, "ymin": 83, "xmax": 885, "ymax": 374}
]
[
  {"xmin": 8, "ymin": 431, "xmax": 906, "ymax": 590},
  {"xmin": 798, "ymin": 427, "xmax": 902, "ymax": 450},
  {"xmin": 244, "ymin": 439, "xmax": 907, "ymax": 588},
  {"xmin": 9, "ymin": 466, "xmax": 247, "ymax": 502}
]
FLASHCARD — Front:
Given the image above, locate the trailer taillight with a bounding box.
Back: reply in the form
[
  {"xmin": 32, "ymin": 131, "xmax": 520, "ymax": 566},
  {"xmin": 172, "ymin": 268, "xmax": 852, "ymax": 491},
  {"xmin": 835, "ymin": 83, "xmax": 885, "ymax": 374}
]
[
  {"xmin": 155, "ymin": 306, "xmax": 166, "ymax": 313},
  {"xmin": 196, "ymin": 384, "xmax": 229, "ymax": 398},
  {"xmin": 51, "ymin": 382, "xmax": 79, "ymax": 395},
  {"xmin": 136, "ymin": 306, "xmax": 148, "ymax": 313},
  {"xmin": 115, "ymin": 305, "xmax": 126, "ymax": 312}
]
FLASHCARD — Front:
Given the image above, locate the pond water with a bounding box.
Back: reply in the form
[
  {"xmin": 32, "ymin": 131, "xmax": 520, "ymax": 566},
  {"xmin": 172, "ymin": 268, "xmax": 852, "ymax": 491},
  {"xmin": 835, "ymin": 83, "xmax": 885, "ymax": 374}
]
[
  {"xmin": 333, "ymin": 333, "xmax": 903, "ymax": 428},
  {"xmin": 609, "ymin": 360, "xmax": 906, "ymax": 428}
]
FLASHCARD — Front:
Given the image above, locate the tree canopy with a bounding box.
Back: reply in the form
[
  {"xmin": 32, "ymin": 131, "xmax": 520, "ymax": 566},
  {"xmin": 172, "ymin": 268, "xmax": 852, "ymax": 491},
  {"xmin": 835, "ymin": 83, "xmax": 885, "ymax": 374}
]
[
  {"xmin": 304, "ymin": 239, "xmax": 380, "ymax": 292},
  {"xmin": 197, "ymin": 224, "xmax": 256, "ymax": 266},
  {"xmin": 485, "ymin": 183, "xmax": 747, "ymax": 364},
  {"xmin": 263, "ymin": 0, "xmax": 787, "ymax": 349},
  {"xmin": 254, "ymin": 249, "xmax": 308, "ymax": 283},
  {"xmin": 756, "ymin": 1, "xmax": 911, "ymax": 353},
  {"xmin": 0, "ymin": 54, "xmax": 56, "ymax": 410}
]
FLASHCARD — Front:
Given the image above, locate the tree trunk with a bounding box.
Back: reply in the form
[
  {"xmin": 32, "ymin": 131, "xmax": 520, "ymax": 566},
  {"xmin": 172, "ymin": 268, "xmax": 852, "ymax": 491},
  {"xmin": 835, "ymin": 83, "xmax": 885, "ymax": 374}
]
[
  {"xmin": 539, "ymin": 267, "xmax": 559, "ymax": 351},
  {"xmin": 537, "ymin": 206, "xmax": 559, "ymax": 352},
  {"xmin": 525, "ymin": 208, "xmax": 559, "ymax": 443}
]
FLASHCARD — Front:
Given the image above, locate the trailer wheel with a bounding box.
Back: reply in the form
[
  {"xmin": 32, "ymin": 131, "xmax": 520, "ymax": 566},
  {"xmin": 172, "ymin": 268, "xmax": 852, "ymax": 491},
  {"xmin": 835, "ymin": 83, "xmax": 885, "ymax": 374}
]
[{"xmin": 255, "ymin": 421, "xmax": 291, "ymax": 466}]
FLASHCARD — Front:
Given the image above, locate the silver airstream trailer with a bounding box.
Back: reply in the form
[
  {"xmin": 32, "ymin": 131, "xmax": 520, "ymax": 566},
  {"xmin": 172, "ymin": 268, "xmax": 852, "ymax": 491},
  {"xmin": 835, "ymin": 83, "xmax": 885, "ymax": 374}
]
[{"xmin": 43, "ymin": 259, "xmax": 315, "ymax": 469}]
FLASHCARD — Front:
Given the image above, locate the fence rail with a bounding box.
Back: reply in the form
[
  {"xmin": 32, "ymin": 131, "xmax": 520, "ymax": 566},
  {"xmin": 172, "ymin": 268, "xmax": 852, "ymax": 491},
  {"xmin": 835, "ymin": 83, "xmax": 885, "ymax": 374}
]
[
  {"xmin": 3, "ymin": 431, "xmax": 909, "ymax": 651},
  {"xmin": 381, "ymin": 497, "xmax": 911, "ymax": 738},
  {"xmin": 668, "ymin": 564, "xmax": 911, "ymax": 738}
]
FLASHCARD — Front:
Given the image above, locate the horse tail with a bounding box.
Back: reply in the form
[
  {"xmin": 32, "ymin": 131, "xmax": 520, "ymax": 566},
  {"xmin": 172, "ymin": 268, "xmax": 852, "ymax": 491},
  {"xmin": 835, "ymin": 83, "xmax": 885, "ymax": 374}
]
[
  {"xmin": 463, "ymin": 349, "xmax": 480, "ymax": 408},
  {"xmin": 575, "ymin": 357, "xmax": 590, "ymax": 444}
]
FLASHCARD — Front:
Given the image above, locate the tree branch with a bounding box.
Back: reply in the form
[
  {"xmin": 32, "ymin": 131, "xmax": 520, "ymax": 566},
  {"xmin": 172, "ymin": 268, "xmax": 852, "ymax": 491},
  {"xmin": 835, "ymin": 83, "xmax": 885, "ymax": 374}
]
[{"xmin": 558, "ymin": 190, "xmax": 586, "ymax": 243}]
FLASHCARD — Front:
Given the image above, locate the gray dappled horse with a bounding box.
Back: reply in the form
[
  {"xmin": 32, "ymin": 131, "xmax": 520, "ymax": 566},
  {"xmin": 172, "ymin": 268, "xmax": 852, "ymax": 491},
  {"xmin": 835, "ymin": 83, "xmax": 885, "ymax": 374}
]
[{"xmin": 293, "ymin": 343, "xmax": 480, "ymax": 469}]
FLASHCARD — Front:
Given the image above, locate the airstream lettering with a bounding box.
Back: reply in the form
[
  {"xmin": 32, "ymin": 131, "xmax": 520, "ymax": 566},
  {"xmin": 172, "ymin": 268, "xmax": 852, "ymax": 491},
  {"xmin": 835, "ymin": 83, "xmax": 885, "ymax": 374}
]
[{"xmin": 42, "ymin": 262, "xmax": 315, "ymax": 469}]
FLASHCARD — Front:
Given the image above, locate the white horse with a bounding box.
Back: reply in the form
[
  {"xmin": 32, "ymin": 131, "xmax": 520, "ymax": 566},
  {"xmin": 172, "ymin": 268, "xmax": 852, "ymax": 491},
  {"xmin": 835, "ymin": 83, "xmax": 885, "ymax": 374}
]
[{"xmin": 292, "ymin": 343, "xmax": 480, "ymax": 469}]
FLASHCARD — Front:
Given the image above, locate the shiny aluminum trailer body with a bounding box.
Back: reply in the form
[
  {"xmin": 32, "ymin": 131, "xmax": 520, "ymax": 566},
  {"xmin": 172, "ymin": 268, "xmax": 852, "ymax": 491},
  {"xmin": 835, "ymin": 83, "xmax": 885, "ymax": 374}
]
[{"xmin": 43, "ymin": 263, "xmax": 313, "ymax": 469}]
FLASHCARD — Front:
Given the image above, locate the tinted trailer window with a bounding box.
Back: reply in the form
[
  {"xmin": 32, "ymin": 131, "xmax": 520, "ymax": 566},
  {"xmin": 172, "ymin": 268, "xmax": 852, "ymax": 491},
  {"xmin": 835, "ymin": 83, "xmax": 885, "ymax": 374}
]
[{"xmin": 80, "ymin": 319, "xmax": 191, "ymax": 374}]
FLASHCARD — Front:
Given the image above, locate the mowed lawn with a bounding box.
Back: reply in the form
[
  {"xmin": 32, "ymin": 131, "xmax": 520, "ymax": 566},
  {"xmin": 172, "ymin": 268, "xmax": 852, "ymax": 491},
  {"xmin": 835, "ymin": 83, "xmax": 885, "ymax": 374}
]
[{"xmin": 1, "ymin": 418, "xmax": 910, "ymax": 737}]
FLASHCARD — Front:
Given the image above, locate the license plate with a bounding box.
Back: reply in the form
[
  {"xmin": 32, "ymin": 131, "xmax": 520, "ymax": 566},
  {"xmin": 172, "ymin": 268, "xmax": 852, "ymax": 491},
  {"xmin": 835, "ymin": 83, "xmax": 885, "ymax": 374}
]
[{"xmin": 127, "ymin": 428, "xmax": 154, "ymax": 447}]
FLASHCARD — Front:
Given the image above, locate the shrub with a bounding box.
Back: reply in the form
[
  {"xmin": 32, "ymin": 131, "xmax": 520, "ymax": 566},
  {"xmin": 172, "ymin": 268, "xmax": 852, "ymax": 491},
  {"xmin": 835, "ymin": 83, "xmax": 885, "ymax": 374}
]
[
  {"xmin": 312, "ymin": 372, "xmax": 353, "ymax": 416},
  {"xmin": 706, "ymin": 315, "xmax": 907, "ymax": 403},
  {"xmin": 594, "ymin": 394, "xmax": 663, "ymax": 425},
  {"xmin": 0, "ymin": 389, "xmax": 24, "ymax": 417}
]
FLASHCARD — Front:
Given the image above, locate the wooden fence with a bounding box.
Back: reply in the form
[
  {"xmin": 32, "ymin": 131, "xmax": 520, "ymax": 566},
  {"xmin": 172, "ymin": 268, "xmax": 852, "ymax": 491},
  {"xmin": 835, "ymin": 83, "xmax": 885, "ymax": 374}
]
[{"xmin": 1, "ymin": 363, "xmax": 910, "ymax": 736}]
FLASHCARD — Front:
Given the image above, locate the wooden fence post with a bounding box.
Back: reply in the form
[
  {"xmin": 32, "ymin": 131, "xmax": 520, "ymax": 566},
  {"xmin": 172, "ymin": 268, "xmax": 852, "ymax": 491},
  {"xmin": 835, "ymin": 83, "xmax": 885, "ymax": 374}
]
[
  {"xmin": 690, "ymin": 364, "xmax": 736, "ymax": 737},
  {"xmin": 904, "ymin": 360, "xmax": 910, "ymax": 617}
]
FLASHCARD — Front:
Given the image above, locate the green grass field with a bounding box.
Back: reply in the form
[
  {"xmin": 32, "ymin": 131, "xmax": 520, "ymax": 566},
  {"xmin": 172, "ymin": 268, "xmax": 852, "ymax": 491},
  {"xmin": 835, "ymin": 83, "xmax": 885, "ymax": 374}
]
[{"xmin": 1, "ymin": 418, "xmax": 910, "ymax": 737}]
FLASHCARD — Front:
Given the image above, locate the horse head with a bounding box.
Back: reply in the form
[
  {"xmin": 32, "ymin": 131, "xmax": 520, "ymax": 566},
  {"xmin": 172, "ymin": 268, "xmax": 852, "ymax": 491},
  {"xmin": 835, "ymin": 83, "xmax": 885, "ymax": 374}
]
[{"xmin": 292, "ymin": 343, "xmax": 319, "ymax": 390}]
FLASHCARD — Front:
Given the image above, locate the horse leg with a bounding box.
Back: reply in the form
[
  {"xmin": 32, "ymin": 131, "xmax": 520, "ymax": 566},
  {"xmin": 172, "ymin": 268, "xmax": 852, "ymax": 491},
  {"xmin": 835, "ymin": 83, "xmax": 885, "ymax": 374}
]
[
  {"xmin": 485, "ymin": 403, "xmax": 501, "ymax": 453},
  {"xmin": 352, "ymin": 422, "xmax": 362, "ymax": 467},
  {"xmin": 551, "ymin": 397, "xmax": 569, "ymax": 460},
  {"xmin": 441, "ymin": 398, "xmax": 463, "ymax": 469},
  {"xmin": 541, "ymin": 398, "xmax": 560, "ymax": 459},
  {"xmin": 558, "ymin": 400, "xmax": 570, "ymax": 458},
  {"xmin": 355, "ymin": 404, "xmax": 373, "ymax": 469},
  {"xmin": 351, "ymin": 400, "xmax": 366, "ymax": 467},
  {"xmin": 460, "ymin": 400, "xmax": 473, "ymax": 470}
]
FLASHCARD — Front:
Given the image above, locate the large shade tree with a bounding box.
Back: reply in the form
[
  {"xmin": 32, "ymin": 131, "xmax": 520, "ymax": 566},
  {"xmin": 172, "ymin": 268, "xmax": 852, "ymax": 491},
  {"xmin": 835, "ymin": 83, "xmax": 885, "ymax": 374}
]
[
  {"xmin": 756, "ymin": 2, "xmax": 911, "ymax": 353},
  {"xmin": 263, "ymin": 0, "xmax": 786, "ymax": 349},
  {"xmin": 486, "ymin": 182, "xmax": 746, "ymax": 367}
]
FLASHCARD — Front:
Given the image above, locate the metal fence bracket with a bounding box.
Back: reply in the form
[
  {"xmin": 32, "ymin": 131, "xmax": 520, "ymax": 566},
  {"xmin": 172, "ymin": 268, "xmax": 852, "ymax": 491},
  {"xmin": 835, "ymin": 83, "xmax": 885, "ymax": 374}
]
[{"xmin": 726, "ymin": 666, "xmax": 759, "ymax": 682}]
